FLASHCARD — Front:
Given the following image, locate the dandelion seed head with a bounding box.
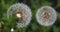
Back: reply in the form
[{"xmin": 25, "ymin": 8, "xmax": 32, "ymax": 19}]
[
  {"xmin": 7, "ymin": 3, "xmax": 32, "ymax": 28},
  {"xmin": 36, "ymin": 6, "xmax": 57, "ymax": 26}
]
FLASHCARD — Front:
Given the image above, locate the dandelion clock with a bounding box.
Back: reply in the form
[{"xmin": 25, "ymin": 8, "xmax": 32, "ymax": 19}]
[
  {"xmin": 7, "ymin": 3, "xmax": 32, "ymax": 28},
  {"xmin": 36, "ymin": 6, "xmax": 57, "ymax": 26}
]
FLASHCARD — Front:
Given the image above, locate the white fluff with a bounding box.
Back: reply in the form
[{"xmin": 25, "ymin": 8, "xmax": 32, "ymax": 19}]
[
  {"xmin": 36, "ymin": 6, "xmax": 57, "ymax": 26},
  {"xmin": 7, "ymin": 3, "xmax": 32, "ymax": 28}
]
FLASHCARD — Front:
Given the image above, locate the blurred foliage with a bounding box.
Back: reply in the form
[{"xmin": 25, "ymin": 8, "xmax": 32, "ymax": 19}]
[{"xmin": 0, "ymin": 0, "xmax": 60, "ymax": 32}]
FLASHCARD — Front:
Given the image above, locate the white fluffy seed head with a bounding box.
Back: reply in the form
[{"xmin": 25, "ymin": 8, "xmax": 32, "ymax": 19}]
[
  {"xmin": 36, "ymin": 6, "xmax": 57, "ymax": 26},
  {"xmin": 7, "ymin": 3, "xmax": 32, "ymax": 28}
]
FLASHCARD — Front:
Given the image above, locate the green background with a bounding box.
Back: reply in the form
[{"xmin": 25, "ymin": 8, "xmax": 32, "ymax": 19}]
[{"xmin": 0, "ymin": 0, "xmax": 60, "ymax": 32}]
